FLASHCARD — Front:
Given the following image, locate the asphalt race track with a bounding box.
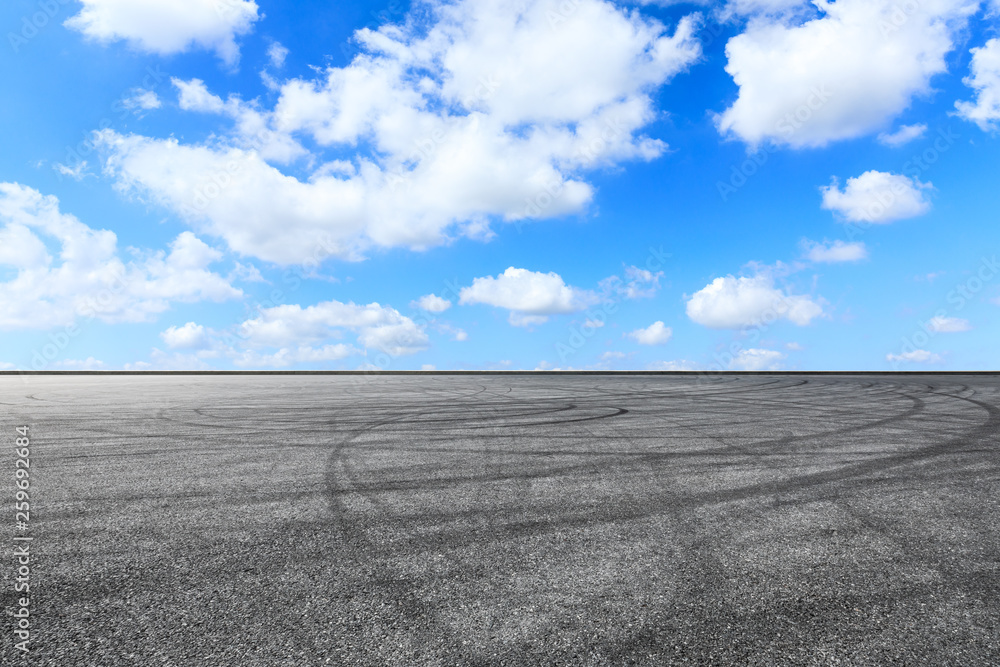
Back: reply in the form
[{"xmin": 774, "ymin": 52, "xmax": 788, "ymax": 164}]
[{"xmin": 2, "ymin": 373, "xmax": 999, "ymax": 665}]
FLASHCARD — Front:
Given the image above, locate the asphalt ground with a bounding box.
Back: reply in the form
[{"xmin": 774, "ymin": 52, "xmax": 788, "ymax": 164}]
[{"xmin": 1, "ymin": 374, "xmax": 999, "ymax": 666}]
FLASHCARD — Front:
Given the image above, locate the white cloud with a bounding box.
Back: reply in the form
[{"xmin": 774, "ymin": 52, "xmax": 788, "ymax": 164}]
[
  {"xmin": 161, "ymin": 322, "xmax": 210, "ymax": 349},
  {"xmin": 955, "ymin": 37, "xmax": 1000, "ymax": 131},
  {"xmin": 927, "ymin": 315, "xmax": 971, "ymax": 332},
  {"xmin": 716, "ymin": 0, "xmax": 979, "ymax": 147},
  {"xmin": 169, "ymin": 79, "xmax": 307, "ymax": 163},
  {"xmin": 54, "ymin": 161, "xmax": 90, "ymax": 181},
  {"xmin": 601, "ymin": 351, "xmax": 627, "ymax": 360},
  {"xmin": 600, "ymin": 264, "xmax": 665, "ymax": 299},
  {"xmin": 65, "ymin": 0, "xmax": 260, "ymax": 67},
  {"xmin": 0, "ymin": 183, "xmax": 241, "ymax": 330},
  {"xmin": 122, "ymin": 89, "xmax": 162, "ymax": 112},
  {"xmin": 876, "ymin": 123, "xmax": 927, "ymax": 146},
  {"xmin": 583, "ymin": 318, "xmax": 605, "ymax": 328},
  {"xmin": 228, "ymin": 262, "xmax": 265, "ymax": 283},
  {"xmin": 98, "ymin": 0, "xmax": 701, "ymax": 265},
  {"xmin": 237, "ymin": 299, "xmax": 428, "ymax": 357},
  {"xmin": 268, "ymin": 42, "xmax": 289, "ymax": 69},
  {"xmin": 786, "ymin": 341, "xmax": 803, "ymax": 350},
  {"xmin": 887, "ymin": 349, "xmax": 943, "ymax": 364},
  {"xmin": 459, "ymin": 267, "xmax": 597, "ymax": 326},
  {"xmin": 174, "ymin": 78, "xmax": 226, "ymax": 113},
  {"xmin": 821, "ymin": 170, "xmax": 932, "ymax": 223},
  {"xmin": 803, "ymin": 239, "xmax": 868, "ymax": 263},
  {"xmin": 627, "ymin": 321, "xmax": 673, "ymax": 345},
  {"xmin": 686, "ymin": 274, "xmax": 823, "ymax": 328},
  {"xmin": 411, "ymin": 294, "xmax": 452, "ymax": 313},
  {"xmin": 730, "ymin": 348, "xmax": 785, "ymax": 370}
]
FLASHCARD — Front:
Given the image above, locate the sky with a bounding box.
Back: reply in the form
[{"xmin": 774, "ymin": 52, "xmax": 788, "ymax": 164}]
[{"xmin": 1, "ymin": 0, "xmax": 999, "ymax": 372}]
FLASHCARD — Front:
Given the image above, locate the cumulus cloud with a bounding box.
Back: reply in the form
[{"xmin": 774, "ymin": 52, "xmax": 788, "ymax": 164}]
[
  {"xmin": 65, "ymin": 0, "xmax": 260, "ymax": 66},
  {"xmin": 955, "ymin": 38, "xmax": 1000, "ymax": 131},
  {"xmin": 237, "ymin": 299, "xmax": 429, "ymax": 357},
  {"xmin": 97, "ymin": 0, "xmax": 701, "ymax": 265},
  {"xmin": 686, "ymin": 274, "xmax": 823, "ymax": 328},
  {"xmin": 876, "ymin": 123, "xmax": 928, "ymax": 146},
  {"xmin": 161, "ymin": 322, "xmax": 210, "ymax": 349},
  {"xmin": 730, "ymin": 348, "xmax": 785, "ymax": 370},
  {"xmin": 803, "ymin": 239, "xmax": 868, "ymax": 263},
  {"xmin": 0, "ymin": 182, "xmax": 240, "ymax": 330},
  {"xmin": 887, "ymin": 349, "xmax": 943, "ymax": 364},
  {"xmin": 716, "ymin": 0, "xmax": 979, "ymax": 147},
  {"xmin": 411, "ymin": 294, "xmax": 452, "ymax": 313},
  {"xmin": 927, "ymin": 315, "xmax": 971, "ymax": 332},
  {"xmin": 821, "ymin": 171, "xmax": 932, "ymax": 223},
  {"xmin": 459, "ymin": 267, "xmax": 597, "ymax": 326},
  {"xmin": 627, "ymin": 321, "xmax": 673, "ymax": 345}
]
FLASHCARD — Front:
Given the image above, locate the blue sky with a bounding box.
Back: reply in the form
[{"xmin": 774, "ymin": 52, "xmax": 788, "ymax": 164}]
[{"xmin": 1, "ymin": 0, "xmax": 999, "ymax": 371}]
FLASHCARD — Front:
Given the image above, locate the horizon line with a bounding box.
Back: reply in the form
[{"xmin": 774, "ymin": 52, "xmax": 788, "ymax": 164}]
[{"xmin": 1, "ymin": 370, "xmax": 998, "ymax": 376}]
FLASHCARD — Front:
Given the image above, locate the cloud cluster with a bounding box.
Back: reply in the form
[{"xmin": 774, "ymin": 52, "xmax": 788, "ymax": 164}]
[
  {"xmin": 237, "ymin": 300, "xmax": 429, "ymax": 357},
  {"xmin": 161, "ymin": 322, "xmax": 209, "ymax": 349},
  {"xmin": 686, "ymin": 274, "xmax": 823, "ymax": 328},
  {"xmin": 627, "ymin": 321, "xmax": 673, "ymax": 345},
  {"xmin": 955, "ymin": 38, "xmax": 1000, "ymax": 131},
  {"xmin": 97, "ymin": 0, "xmax": 701, "ymax": 265},
  {"xmin": 411, "ymin": 294, "xmax": 452, "ymax": 313},
  {"xmin": 717, "ymin": 0, "xmax": 979, "ymax": 147},
  {"xmin": 0, "ymin": 183, "xmax": 240, "ymax": 330},
  {"xmin": 821, "ymin": 170, "xmax": 932, "ymax": 223},
  {"xmin": 459, "ymin": 267, "xmax": 597, "ymax": 326},
  {"xmin": 65, "ymin": 0, "xmax": 260, "ymax": 66}
]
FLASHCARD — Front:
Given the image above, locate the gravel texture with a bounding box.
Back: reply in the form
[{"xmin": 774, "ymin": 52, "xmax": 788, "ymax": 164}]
[{"xmin": 1, "ymin": 373, "xmax": 999, "ymax": 666}]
